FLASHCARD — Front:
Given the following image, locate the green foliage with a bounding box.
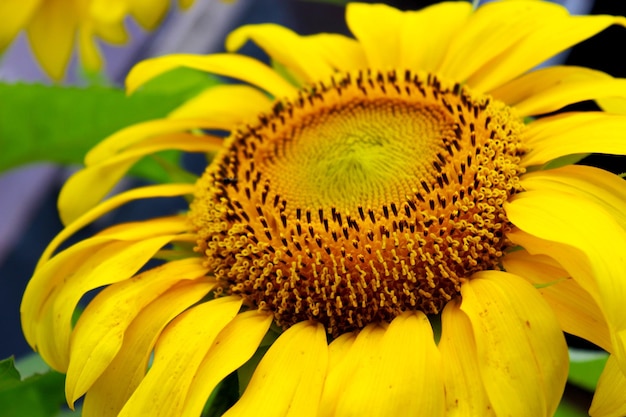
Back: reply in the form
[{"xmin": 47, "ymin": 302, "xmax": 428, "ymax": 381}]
[
  {"xmin": 0, "ymin": 68, "xmax": 218, "ymax": 181},
  {"xmin": 568, "ymin": 348, "xmax": 608, "ymax": 392},
  {"xmin": 0, "ymin": 357, "xmax": 67, "ymax": 417}
]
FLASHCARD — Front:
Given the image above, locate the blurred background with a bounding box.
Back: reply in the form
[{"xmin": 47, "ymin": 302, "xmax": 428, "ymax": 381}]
[{"xmin": 0, "ymin": 0, "xmax": 624, "ymax": 413}]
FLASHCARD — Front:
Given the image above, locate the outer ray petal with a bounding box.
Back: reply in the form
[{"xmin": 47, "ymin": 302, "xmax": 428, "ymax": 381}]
[
  {"xmin": 65, "ymin": 258, "xmax": 211, "ymax": 405},
  {"xmin": 513, "ymin": 77, "xmax": 626, "ymax": 117},
  {"xmin": 505, "ymin": 190, "xmax": 626, "ymax": 370},
  {"xmin": 59, "ymin": 133, "xmax": 221, "ymax": 226},
  {"xmin": 223, "ymin": 321, "xmax": 328, "ymax": 417},
  {"xmin": 0, "ymin": 0, "xmax": 41, "ymax": 49},
  {"xmin": 398, "ymin": 2, "xmax": 472, "ymax": 72},
  {"xmin": 520, "ymin": 165, "xmax": 626, "ymax": 228},
  {"xmin": 336, "ymin": 312, "xmax": 444, "ymax": 417},
  {"xmin": 42, "ymin": 183, "xmax": 195, "ymax": 266},
  {"xmin": 345, "ymin": 3, "xmax": 403, "ymax": 69},
  {"xmin": 522, "ymin": 113, "xmax": 626, "ymax": 167},
  {"xmin": 118, "ymin": 296, "xmax": 242, "ymax": 417},
  {"xmin": 34, "ymin": 235, "xmax": 177, "ymax": 371},
  {"xmin": 468, "ymin": 12, "xmax": 625, "ymax": 93},
  {"xmin": 438, "ymin": 0, "xmax": 565, "ymax": 83},
  {"xmin": 127, "ymin": 0, "xmax": 169, "ymax": 30},
  {"xmin": 77, "ymin": 26, "xmax": 103, "ymax": 72},
  {"xmin": 301, "ymin": 34, "xmax": 367, "ymax": 72},
  {"xmin": 319, "ymin": 325, "xmax": 383, "ymax": 416},
  {"xmin": 590, "ymin": 355, "xmax": 626, "ymax": 417},
  {"xmin": 502, "ymin": 250, "xmax": 612, "ymax": 351},
  {"xmin": 26, "ymin": 0, "xmax": 78, "ymax": 80},
  {"xmin": 168, "ymin": 84, "xmax": 271, "ymax": 122},
  {"xmin": 126, "ymin": 54, "xmax": 296, "ymax": 99},
  {"xmin": 439, "ymin": 300, "xmax": 495, "ymax": 417},
  {"xmin": 82, "ymin": 279, "xmax": 214, "ymax": 417},
  {"xmin": 461, "ymin": 271, "xmax": 569, "ymax": 417},
  {"xmin": 226, "ymin": 24, "xmax": 335, "ymax": 83},
  {"xmin": 490, "ymin": 66, "xmax": 611, "ymax": 113},
  {"xmin": 181, "ymin": 310, "xmax": 273, "ymax": 417}
]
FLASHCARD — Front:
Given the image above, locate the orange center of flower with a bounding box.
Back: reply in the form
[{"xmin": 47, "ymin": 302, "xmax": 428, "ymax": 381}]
[{"xmin": 190, "ymin": 69, "xmax": 526, "ymax": 336}]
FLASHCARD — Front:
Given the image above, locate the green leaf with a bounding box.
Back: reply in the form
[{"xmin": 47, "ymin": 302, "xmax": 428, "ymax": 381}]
[
  {"xmin": 0, "ymin": 356, "xmax": 67, "ymax": 417},
  {"xmin": 554, "ymin": 396, "xmax": 588, "ymax": 417},
  {"xmin": 0, "ymin": 68, "xmax": 218, "ymax": 180},
  {"xmin": 568, "ymin": 348, "xmax": 608, "ymax": 392}
]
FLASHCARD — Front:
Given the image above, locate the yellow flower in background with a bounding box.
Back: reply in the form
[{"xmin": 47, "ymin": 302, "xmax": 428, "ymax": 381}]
[
  {"xmin": 0, "ymin": 0, "xmax": 195, "ymax": 80},
  {"xmin": 20, "ymin": 1, "xmax": 626, "ymax": 416}
]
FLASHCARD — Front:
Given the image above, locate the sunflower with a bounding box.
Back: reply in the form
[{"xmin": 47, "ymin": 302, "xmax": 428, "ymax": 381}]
[
  {"xmin": 20, "ymin": 1, "xmax": 626, "ymax": 416},
  {"xmin": 0, "ymin": 0, "xmax": 195, "ymax": 80}
]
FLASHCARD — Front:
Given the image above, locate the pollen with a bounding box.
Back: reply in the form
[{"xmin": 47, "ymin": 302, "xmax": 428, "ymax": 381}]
[{"xmin": 190, "ymin": 69, "xmax": 526, "ymax": 336}]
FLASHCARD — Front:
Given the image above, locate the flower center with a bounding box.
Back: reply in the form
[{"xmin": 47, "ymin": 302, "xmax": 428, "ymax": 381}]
[{"xmin": 190, "ymin": 69, "xmax": 526, "ymax": 336}]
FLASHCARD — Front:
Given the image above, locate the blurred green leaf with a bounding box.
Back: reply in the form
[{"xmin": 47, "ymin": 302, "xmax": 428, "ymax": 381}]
[
  {"xmin": 0, "ymin": 356, "xmax": 67, "ymax": 417},
  {"xmin": 568, "ymin": 348, "xmax": 608, "ymax": 392},
  {"xmin": 0, "ymin": 68, "xmax": 218, "ymax": 180},
  {"xmin": 555, "ymin": 396, "xmax": 588, "ymax": 417}
]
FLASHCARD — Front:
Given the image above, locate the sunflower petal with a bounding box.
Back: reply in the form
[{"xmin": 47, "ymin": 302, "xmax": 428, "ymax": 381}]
[
  {"xmin": 520, "ymin": 165, "xmax": 626, "ymax": 228},
  {"xmin": 461, "ymin": 271, "xmax": 568, "ymax": 417},
  {"xmin": 523, "ymin": 113, "xmax": 626, "ymax": 167},
  {"xmin": 77, "ymin": 27, "xmax": 103, "ymax": 72},
  {"xmin": 65, "ymin": 258, "xmax": 211, "ymax": 405},
  {"xmin": 505, "ymin": 190, "xmax": 626, "ymax": 369},
  {"xmin": 226, "ymin": 24, "xmax": 335, "ymax": 83},
  {"xmin": 126, "ymin": 54, "xmax": 296, "ymax": 99},
  {"xmin": 223, "ymin": 321, "xmax": 328, "ymax": 417},
  {"xmin": 0, "ymin": 0, "xmax": 40, "ymax": 50},
  {"xmin": 34, "ymin": 235, "xmax": 176, "ymax": 371},
  {"xmin": 336, "ymin": 312, "xmax": 444, "ymax": 417},
  {"xmin": 345, "ymin": 3, "xmax": 404, "ymax": 69},
  {"xmin": 59, "ymin": 133, "xmax": 221, "ymax": 226},
  {"xmin": 127, "ymin": 0, "xmax": 168, "ymax": 30},
  {"xmin": 590, "ymin": 355, "xmax": 626, "ymax": 417},
  {"xmin": 26, "ymin": 0, "xmax": 77, "ymax": 80},
  {"xmin": 439, "ymin": 300, "xmax": 495, "ymax": 417},
  {"xmin": 168, "ymin": 84, "xmax": 271, "ymax": 122},
  {"xmin": 43, "ymin": 183, "xmax": 194, "ymax": 266},
  {"xmin": 438, "ymin": 0, "xmax": 566, "ymax": 84},
  {"xmin": 502, "ymin": 250, "xmax": 612, "ymax": 351},
  {"xmin": 82, "ymin": 279, "xmax": 213, "ymax": 417},
  {"xmin": 468, "ymin": 12, "xmax": 625, "ymax": 93},
  {"xmin": 181, "ymin": 310, "xmax": 273, "ymax": 417},
  {"xmin": 302, "ymin": 33, "xmax": 367, "ymax": 72},
  {"xmin": 118, "ymin": 296, "xmax": 242, "ymax": 416}
]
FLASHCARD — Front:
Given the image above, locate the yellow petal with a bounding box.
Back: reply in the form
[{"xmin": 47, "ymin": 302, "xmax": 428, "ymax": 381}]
[
  {"xmin": 345, "ymin": 3, "xmax": 403, "ymax": 69},
  {"xmin": 468, "ymin": 12, "xmax": 625, "ymax": 93},
  {"xmin": 398, "ymin": 2, "xmax": 472, "ymax": 73},
  {"xmin": 336, "ymin": 312, "xmax": 444, "ymax": 417},
  {"xmin": 178, "ymin": 0, "xmax": 194, "ymax": 10},
  {"xmin": 223, "ymin": 321, "xmax": 328, "ymax": 417},
  {"xmin": 523, "ymin": 112, "xmax": 626, "ymax": 167},
  {"xmin": 438, "ymin": 0, "xmax": 565, "ymax": 84},
  {"xmin": 226, "ymin": 24, "xmax": 335, "ymax": 83},
  {"xmin": 439, "ymin": 300, "xmax": 495, "ymax": 417},
  {"xmin": 65, "ymin": 258, "xmax": 211, "ymax": 405},
  {"xmin": 21, "ymin": 216, "xmax": 188, "ymax": 346},
  {"xmin": 118, "ymin": 296, "xmax": 242, "ymax": 417},
  {"xmin": 460, "ymin": 271, "xmax": 568, "ymax": 417},
  {"xmin": 181, "ymin": 310, "xmax": 273, "ymax": 417},
  {"xmin": 505, "ymin": 190, "xmax": 626, "ymax": 369},
  {"xmin": 502, "ymin": 249, "xmax": 612, "ymax": 352},
  {"xmin": 77, "ymin": 26, "xmax": 103, "ymax": 72},
  {"xmin": 26, "ymin": 0, "xmax": 78, "ymax": 80},
  {"xmin": 82, "ymin": 279, "xmax": 213, "ymax": 417},
  {"xmin": 34, "ymin": 235, "xmax": 176, "ymax": 371},
  {"xmin": 590, "ymin": 355, "xmax": 626, "ymax": 417},
  {"xmin": 513, "ymin": 77, "xmax": 626, "ymax": 117},
  {"xmin": 301, "ymin": 33, "xmax": 367, "ymax": 72},
  {"xmin": 126, "ymin": 54, "xmax": 296, "ymax": 99},
  {"xmin": 0, "ymin": 0, "xmax": 41, "ymax": 50},
  {"xmin": 59, "ymin": 133, "xmax": 221, "ymax": 226},
  {"xmin": 168, "ymin": 84, "xmax": 271, "ymax": 123},
  {"xmin": 127, "ymin": 0, "xmax": 169, "ymax": 30},
  {"xmin": 520, "ymin": 165, "xmax": 626, "ymax": 229},
  {"xmin": 41, "ymin": 183, "xmax": 194, "ymax": 266},
  {"xmin": 319, "ymin": 325, "xmax": 383, "ymax": 416},
  {"xmin": 490, "ymin": 66, "xmax": 611, "ymax": 114}
]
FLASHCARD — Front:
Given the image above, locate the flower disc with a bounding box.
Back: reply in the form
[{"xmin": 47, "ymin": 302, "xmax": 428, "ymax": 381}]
[{"xmin": 190, "ymin": 69, "xmax": 527, "ymax": 336}]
